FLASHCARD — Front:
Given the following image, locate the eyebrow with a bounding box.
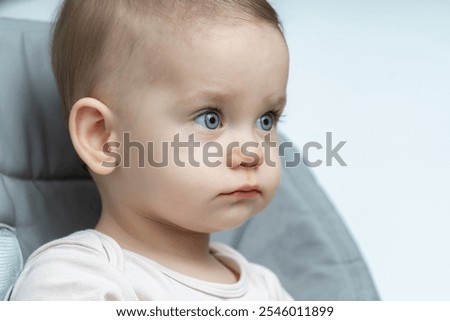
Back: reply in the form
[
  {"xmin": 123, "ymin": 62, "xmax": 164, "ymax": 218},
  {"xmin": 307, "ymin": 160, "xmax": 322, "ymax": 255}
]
[
  {"xmin": 176, "ymin": 90, "xmax": 231, "ymax": 107},
  {"xmin": 178, "ymin": 89, "xmax": 287, "ymax": 109},
  {"xmin": 271, "ymin": 95, "xmax": 287, "ymax": 110}
]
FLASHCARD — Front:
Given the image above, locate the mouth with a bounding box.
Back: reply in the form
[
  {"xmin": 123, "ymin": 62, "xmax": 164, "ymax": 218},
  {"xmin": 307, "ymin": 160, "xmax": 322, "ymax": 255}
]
[{"xmin": 220, "ymin": 185, "xmax": 261, "ymax": 199}]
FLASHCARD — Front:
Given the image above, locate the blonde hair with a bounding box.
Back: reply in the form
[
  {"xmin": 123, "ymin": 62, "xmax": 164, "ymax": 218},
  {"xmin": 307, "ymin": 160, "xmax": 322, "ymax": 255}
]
[{"xmin": 51, "ymin": 0, "xmax": 283, "ymax": 121}]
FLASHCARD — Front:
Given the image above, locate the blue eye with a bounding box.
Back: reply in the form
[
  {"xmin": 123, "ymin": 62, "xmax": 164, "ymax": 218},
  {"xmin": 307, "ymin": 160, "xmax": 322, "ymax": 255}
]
[
  {"xmin": 195, "ymin": 111, "xmax": 221, "ymax": 130},
  {"xmin": 257, "ymin": 113, "xmax": 274, "ymax": 131}
]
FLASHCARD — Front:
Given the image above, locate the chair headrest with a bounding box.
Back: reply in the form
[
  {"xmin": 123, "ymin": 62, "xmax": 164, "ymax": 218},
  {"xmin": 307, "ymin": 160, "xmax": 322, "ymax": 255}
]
[{"xmin": 0, "ymin": 18, "xmax": 88, "ymax": 181}]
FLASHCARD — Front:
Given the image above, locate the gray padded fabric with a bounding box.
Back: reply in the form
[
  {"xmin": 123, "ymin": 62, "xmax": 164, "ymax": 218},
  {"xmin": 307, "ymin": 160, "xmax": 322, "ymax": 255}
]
[
  {"xmin": 0, "ymin": 18, "xmax": 100, "ymax": 259},
  {"xmin": 0, "ymin": 225, "xmax": 23, "ymax": 300},
  {"xmin": 0, "ymin": 18, "xmax": 379, "ymax": 300}
]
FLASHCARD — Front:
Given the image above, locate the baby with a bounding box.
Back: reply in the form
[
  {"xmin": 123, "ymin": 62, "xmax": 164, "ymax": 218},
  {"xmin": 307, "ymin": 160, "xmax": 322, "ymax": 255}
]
[{"xmin": 11, "ymin": 0, "xmax": 291, "ymax": 300}]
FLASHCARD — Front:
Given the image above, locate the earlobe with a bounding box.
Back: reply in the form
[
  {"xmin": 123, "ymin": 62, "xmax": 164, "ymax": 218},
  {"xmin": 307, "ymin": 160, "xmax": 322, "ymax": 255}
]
[{"xmin": 69, "ymin": 97, "xmax": 118, "ymax": 175}]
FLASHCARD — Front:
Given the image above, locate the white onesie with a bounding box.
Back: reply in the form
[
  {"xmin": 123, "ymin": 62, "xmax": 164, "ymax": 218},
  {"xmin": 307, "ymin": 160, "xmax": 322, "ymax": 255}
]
[{"xmin": 11, "ymin": 229, "xmax": 293, "ymax": 300}]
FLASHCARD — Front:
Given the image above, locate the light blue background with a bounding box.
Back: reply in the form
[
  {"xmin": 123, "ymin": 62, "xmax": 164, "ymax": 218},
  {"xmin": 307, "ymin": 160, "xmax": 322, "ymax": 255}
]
[{"xmin": 1, "ymin": 0, "xmax": 449, "ymax": 300}]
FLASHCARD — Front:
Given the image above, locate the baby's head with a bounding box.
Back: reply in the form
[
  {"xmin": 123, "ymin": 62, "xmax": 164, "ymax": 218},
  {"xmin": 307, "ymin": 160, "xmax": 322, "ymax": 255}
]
[{"xmin": 51, "ymin": 0, "xmax": 289, "ymax": 233}]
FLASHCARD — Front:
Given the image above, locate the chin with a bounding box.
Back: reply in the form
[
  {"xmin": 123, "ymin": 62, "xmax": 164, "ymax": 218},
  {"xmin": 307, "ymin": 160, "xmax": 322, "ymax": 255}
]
[{"xmin": 208, "ymin": 207, "xmax": 261, "ymax": 233}]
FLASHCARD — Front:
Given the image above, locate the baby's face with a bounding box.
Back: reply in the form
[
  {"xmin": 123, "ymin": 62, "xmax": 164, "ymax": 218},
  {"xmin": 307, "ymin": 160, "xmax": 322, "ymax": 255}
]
[{"xmin": 113, "ymin": 21, "xmax": 289, "ymax": 233}]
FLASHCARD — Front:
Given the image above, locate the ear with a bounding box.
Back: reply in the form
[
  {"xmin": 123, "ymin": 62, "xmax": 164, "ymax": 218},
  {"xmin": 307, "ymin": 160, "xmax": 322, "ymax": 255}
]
[{"xmin": 69, "ymin": 97, "xmax": 119, "ymax": 175}]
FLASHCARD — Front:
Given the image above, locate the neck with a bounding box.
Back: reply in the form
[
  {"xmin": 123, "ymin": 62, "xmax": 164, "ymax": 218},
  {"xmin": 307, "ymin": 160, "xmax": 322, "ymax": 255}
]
[
  {"xmin": 95, "ymin": 200, "xmax": 240, "ymax": 284},
  {"xmin": 96, "ymin": 209, "xmax": 211, "ymax": 265}
]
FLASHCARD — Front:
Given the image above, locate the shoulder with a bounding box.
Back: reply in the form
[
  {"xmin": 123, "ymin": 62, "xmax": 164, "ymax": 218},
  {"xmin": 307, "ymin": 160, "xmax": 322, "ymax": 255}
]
[
  {"xmin": 10, "ymin": 230, "xmax": 137, "ymax": 300},
  {"xmin": 211, "ymin": 242, "xmax": 293, "ymax": 300},
  {"xmin": 21, "ymin": 229, "xmax": 123, "ymax": 269}
]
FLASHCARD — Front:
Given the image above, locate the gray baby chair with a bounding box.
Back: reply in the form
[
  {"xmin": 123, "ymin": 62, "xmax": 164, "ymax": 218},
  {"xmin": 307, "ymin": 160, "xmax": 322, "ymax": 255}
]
[{"xmin": 0, "ymin": 18, "xmax": 379, "ymax": 301}]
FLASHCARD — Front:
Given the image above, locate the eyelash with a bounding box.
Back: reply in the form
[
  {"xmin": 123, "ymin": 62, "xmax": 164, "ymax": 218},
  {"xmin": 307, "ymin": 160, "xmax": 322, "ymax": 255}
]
[
  {"xmin": 269, "ymin": 109, "xmax": 285, "ymax": 124},
  {"xmin": 198, "ymin": 106, "xmax": 222, "ymax": 116},
  {"xmin": 195, "ymin": 106, "xmax": 285, "ymax": 125}
]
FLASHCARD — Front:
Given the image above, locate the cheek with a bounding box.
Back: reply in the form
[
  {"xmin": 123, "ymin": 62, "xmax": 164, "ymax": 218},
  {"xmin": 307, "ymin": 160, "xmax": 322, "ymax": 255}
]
[
  {"xmin": 260, "ymin": 149, "xmax": 282, "ymax": 198},
  {"xmin": 146, "ymin": 166, "xmax": 229, "ymax": 231},
  {"xmin": 263, "ymin": 162, "xmax": 281, "ymax": 194},
  {"xmin": 126, "ymin": 166, "xmax": 207, "ymax": 224}
]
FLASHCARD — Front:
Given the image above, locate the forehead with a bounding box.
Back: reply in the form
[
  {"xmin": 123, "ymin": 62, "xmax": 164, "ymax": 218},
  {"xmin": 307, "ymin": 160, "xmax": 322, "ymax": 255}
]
[
  {"xmin": 108, "ymin": 21, "xmax": 288, "ymax": 129},
  {"xmin": 145, "ymin": 21, "xmax": 289, "ymax": 99},
  {"xmin": 106, "ymin": 20, "xmax": 289, "ymax": 124}
]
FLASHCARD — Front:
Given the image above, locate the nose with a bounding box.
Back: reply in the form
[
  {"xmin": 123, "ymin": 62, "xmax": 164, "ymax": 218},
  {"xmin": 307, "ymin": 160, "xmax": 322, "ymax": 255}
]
[{"xmin": 227, "ymin": 140, "xmax": 264, "ymax": 169}]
